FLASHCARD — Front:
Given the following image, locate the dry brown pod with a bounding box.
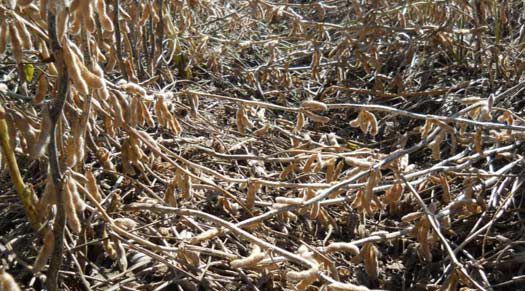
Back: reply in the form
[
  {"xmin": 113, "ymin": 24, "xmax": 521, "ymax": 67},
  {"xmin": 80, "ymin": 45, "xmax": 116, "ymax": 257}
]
[
  {"xmin": 401, "ymin": 211, "xmax": 423, "ymax": 223},
  {"xmin": 279, "ymin": 159, "xmax": 297, "ymax": 180},
  {"xmin": 91, "ymin": 62, "xmax": 108, "ymax": 92},
  {"xmin": 56, "ymin": 8, "xmax": 69, "ymax": 41},
  {"xmin": 312, "ymin": 152, "xmax": 326, "ymax": 174},
  {"xmin": 105, "ymin": 48, "xmax": 117, "ymax": 71},
  {"xmin": 301, "ymin": 100, "xmax": 328, "ymax": 112},
  {"xmin": 139, "ymin": 96, "xmax": 155, "ymax": 127},
  {"xmin": 108, "ymin": 93, "xmax": 126, "ymax": 126},
  {"xmin": 189, "ymin": 94, "xmax": 200, "ymax": 117},
  {"xmin": 497, "ymin": 110, "xmax": 513, "ymax": 124},
  {"xmin": 474, "ymin": 128, "xmax": 483, "ymax": 154},
  {"xmin": 101, "ymin": 226, "xmax": 117, "ymax": 259},
  {"xmin": 138, "ymin": 3, "xmax": 150, "ymax": 26},
  {"xmin": 123, "ymin": 57, "xmax": 138, "ymax": 83},
  {"xmin": 275, "ymin": 197, "xmax": 303, "ymax": 205},
  {"xmin": 246, "ymin": 179, "xmax": 260, "ymax": 209},
  {"xmin": 86, "ymin": 169, "xmax": 103, "ymax": 203},
  {"xmin": 0, "ymin": 20, "xmax": 9, "ymax": 55},
  {"xmin": 69, "ymin": 12, "xmax": 82, "ymax": 35},
  {"xmin": 361, "ymin": 242, "xmax": 379, "ymax": 280},
  {"xmin": 64, "ymin": 136, "xmax": 78, "ymax": 168},
  {"xmin": 64, "ymin": 174, "xmax": 83, "ymax": 234},
  {"xmin": 16, "ymin": 0, "xmax": 34, "ymax": 6},
  {"xmin": 148, "ymin": 2, "xmax": 160, "ymax": 23},
  {"xmin": 218, "ymin": 198, "xmax": 237, "ymax": 216},
  {"xmin": 178, "ymin": 249, "xmax": 200, "ymax": 267},
  {"xmin": 177, "ymin": 168, "xmax": 192, "ymax": 199},
  {"xmin": 93, "ymin": 42, "xmax": 107, "ymax": 63},
  {"xmin": 0, "ymin": 268, "xmax": 21, "ymax": 291},
  {"xmin": 325, "ymin": 242, "xmax": 360, "ymax": 255},
  {"xmin": 78, "ymin": 62, "xmax": 104, "ymax": 89},
  {"xmin": 230, "ymin": 245, "xmax": 266, "ymax": 269},
  {"xmin": 37, "ymin": 40, "xmax": 57, "ymax": 76},
  {"xmin": 30, "ymin": 107, "xmax": 51, "ymax": 159},
  {"xmin": 36, "ymin": 178, "xmax": 56, "ymax": 221},
  {"xmin": 497, "ymin": 111, "xmax": 514, "ymax": 136},
  {"xmin": 254, "ymin": 123, "xmax": 270, "ymax": 136},
  {"xmin": 324, "ymin": 158, "xmax": 336, "ymax": 182},
  {"xmin": 429, "ymin": 131, "xmax": 445, "ymax": 160},
  {"xmin": 79, "ymin": 0, "xmax": 96, "ymax": 33},
  {"xmin": 39, "ymin": 0, "xmax": 47, "ymax": 19},
  {"xmin": 323, "ymin": 282, "xmax": 370, "ymax": 291},
  {"xmin": 303, "ymin": 153, "xmax": 317, "ymax": 173},
  {"xmin": 294, "ymin": 112, "xmax": 305, "ymax": 132},
  {"xmin": 8, "ymin": 22, "xmax": 24, "ymax": 65},
  {"xmin": 384, "ymin": 182, "xmax": 403, "ymax": 204},
  {"xmin": 33, "ymin": 73, "xmax": 48, "ymax": 104},
  {"xmin": 62, "ymin": 39, "xmax": 89, "ymax": 95},
  {"xmin": 164, "ymin": 178, "xmax": 178, "ymax": 207},
  {"xmin": 235, "ymin": 105, "xmax": 253, "ymax": 134},
  {"xmin": 350, "ymin": 111, "xmax": 378, "ymax": 136},
  {"xmin": 415, "ymin": 217, "xmax": 432, "ymax": 261},
  {"xmin": 132, "ymin": 106, "xmax": 150, "ymax": 134},
  {"xmin": 189, "ymin": 228, "xmax": 221, "ymax": 245},
  {"xmin": 235, "ymin": 107, "xmax": 245, "ymax": 134},
  {"xmin": 96, "ymin": 0, "xmax": 114, "ymax": 32},
  {"xmin": 69, "ymin": 0, "xmax": 83, "ymax": 13},
  {"xmin": 11, "ymin": 111, "xmax": 37, "ymax": 153},
  {"xmin": 33, "ymin": 229, "xmax": 55, "ymax": 273},
  {"xmin": 154, "ymin": 95, "xmax": 181, "ymax": 134},
  {"xmin": 296, "ymin": 275, "xmax": 319, "ymax": 291},
  {"xmin": 349, "ymin": 111, "xmax": 363, "ymax": 128},
  {"xmin": 362, "ymin": 170, "xmax": 381, "ymax": 215},
  {"xmin": 113, "ymin": 218, "xmax": 138, "ymax": 231},
  {"xmin": 304, "ymin": 110, "xmax": 330, "ymax": 124},
  {"xmin": 121, "ymin": 81, "xmax": 147, "ymax": 97},
  {"xmin": 303, "ymin": 189, "xmax": 320, "ymax": 219},
  {"xmin": 463, "ymin": 177, "xmax": 479, "ymax": 214},
  {"xmin": 286, "ymin": 265, "xmax": 319, "ymax": 282},
  {"xmin": 364, "ymin": 111, "xmax": 378, "ymax": 136},
  {"xmin": 114, "ymin": 238, "xmax": 127, "ymax": 271},
  {"xmin": 13, "ymin": 15, "xmax": 32, "ymax": 50}
]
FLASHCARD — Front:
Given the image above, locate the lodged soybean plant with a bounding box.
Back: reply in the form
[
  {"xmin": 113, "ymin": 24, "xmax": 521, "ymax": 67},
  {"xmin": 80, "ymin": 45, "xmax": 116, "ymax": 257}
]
[{"xmin": 0, "ymin": 1, "xmax": 524, "ymax": 291}]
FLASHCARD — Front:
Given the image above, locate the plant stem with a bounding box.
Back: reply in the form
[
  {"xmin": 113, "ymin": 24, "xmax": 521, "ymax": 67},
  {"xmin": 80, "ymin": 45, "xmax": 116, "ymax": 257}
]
[
  {"xmin": 0, "ymin": 104, "xmax": 41, "ymax": 232},
  {"xmin": 46, "ymin": 3, "xmax": 69, "ymax": 290}
]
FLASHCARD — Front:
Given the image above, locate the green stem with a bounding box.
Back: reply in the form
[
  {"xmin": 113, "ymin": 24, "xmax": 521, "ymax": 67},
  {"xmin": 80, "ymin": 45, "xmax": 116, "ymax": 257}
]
[{"xmin": 0, "ymin": 105, "xmax": 42, "ymax": 232}]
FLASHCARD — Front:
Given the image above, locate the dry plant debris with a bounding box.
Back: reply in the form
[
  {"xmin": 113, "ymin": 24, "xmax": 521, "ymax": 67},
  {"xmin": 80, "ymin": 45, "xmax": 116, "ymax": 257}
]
[{"xmin": 0, "ymin": 0, "xmax": 524, "ymax": 290}]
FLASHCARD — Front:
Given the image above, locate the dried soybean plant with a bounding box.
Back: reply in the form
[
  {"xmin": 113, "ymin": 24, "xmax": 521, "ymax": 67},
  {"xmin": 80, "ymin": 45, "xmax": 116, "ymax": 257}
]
[{"xmin": 0, "ymin": 0, "xmax": 524, "ymax": 290}]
